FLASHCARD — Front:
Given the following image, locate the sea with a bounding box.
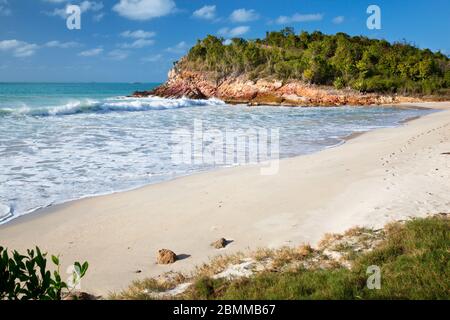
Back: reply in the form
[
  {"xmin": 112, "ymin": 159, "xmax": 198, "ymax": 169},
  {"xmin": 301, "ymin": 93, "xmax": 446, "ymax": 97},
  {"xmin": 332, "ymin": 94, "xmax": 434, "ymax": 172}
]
[{"xmin": 0, "ymin": 82, "xmax": 435, "ymax": 224}]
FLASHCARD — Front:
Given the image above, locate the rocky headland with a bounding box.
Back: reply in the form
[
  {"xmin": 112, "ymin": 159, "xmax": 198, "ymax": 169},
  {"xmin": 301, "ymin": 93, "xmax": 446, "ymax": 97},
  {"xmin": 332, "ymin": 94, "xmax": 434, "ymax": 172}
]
[
  {"xmin": 133, "ymin": 30, "xmax": 449, "ymax": 106},
  {"xmin": 133, "ymin": 65, "xmax": 423, "ymax": 107}
]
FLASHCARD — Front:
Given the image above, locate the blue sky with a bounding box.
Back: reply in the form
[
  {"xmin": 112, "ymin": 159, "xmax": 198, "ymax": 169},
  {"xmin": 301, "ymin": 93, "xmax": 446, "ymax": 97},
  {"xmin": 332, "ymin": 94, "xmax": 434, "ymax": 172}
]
[{"xmin": 0, "ymin": 0, "xmax": 449, "ymax": 82}]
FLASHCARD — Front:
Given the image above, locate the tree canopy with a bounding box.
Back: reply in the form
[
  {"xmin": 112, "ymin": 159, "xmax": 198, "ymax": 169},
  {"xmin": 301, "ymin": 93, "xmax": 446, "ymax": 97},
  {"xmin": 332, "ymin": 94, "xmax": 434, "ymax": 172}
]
[{"xmin": 183, "ymin": 28, "xmax": 450, "ymax": 95}]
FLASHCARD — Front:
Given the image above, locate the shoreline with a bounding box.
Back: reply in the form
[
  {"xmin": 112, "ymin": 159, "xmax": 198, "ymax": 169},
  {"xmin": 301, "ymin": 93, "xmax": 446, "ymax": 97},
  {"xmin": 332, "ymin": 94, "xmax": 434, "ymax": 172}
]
[
  {"xmin": 1, "ymin": 101, "xmax": 449, "ymax": 295},
  {"xmin": 0, "ymin": 104, "xmax": 434, "ymax": 227}
]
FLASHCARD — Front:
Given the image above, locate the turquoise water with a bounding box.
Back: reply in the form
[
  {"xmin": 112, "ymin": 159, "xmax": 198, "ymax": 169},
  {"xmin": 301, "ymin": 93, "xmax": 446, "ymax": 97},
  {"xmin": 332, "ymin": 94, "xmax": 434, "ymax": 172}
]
[
  {"xmin": 0, "ymin": 83, "xmax": 435, "ymax": 223},
  {"xmin": 0, "ymin": 82, "xmax": 159, "ymax": 114}
]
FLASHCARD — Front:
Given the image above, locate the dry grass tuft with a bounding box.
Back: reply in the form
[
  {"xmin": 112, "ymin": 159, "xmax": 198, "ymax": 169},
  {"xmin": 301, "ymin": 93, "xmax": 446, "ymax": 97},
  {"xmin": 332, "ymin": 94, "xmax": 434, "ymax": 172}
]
[{"xmin": 194, "ymin": 252, "xmax": 245, "ymax": 278}]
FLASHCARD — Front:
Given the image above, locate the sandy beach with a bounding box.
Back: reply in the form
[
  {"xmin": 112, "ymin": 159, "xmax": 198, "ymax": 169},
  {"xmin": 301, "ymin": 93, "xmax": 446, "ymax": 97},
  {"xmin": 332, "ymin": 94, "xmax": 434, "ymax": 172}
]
[{"xmin": 1, "ymin": 101, "xmax": 449, "ymax": 296}]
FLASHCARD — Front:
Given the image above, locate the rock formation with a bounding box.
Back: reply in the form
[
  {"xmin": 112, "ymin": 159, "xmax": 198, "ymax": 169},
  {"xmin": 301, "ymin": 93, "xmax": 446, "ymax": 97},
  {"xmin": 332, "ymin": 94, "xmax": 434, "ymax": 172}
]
[
  {"xmin": 211, "ymin": 238, "xmax": 229, "ymax": 249},
  {"xmin": 134, "ymin": 62, "xmax": 422, "ymax": 107},
  {"xmin": 157, "ymin": 249, "xmax": 177, "ymax": 265}
]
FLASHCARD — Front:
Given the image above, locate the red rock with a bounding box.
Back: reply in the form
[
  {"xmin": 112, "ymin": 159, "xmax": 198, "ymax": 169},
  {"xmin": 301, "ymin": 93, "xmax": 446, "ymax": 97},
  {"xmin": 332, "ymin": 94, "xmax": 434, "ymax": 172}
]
[{"xmin": 134, "ymin": 61, "xmax": 421, "ymax": 107}]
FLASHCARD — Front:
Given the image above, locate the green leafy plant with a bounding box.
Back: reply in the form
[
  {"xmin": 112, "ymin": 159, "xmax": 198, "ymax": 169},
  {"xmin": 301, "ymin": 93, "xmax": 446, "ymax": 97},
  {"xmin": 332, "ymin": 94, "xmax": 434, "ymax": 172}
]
[{"xmin": 0, "ymin": 246, "xmax": 88, "ymax": 300}]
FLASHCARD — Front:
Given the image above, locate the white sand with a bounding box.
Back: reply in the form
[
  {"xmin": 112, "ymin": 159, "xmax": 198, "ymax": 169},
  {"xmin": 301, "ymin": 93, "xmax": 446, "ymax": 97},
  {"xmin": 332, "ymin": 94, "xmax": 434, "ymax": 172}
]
[{"xmin": 1, "ymin": 102, "xmax": 449, "ymax": 296}]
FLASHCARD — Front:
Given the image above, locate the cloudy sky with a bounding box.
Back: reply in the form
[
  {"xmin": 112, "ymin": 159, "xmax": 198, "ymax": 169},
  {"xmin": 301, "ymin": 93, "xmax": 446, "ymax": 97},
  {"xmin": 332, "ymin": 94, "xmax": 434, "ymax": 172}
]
[{"xmin": 0, "ymin": 0, "xmax": 449, "ymax": 82}]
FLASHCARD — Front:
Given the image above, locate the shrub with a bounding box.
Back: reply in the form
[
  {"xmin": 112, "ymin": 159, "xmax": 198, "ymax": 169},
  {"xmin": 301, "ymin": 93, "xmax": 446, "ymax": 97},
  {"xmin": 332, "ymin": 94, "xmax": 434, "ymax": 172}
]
[
  {"xmin": 0, "ymin": 246, "xmax": 88, "ymax": 300},
  {"xmin": 333, "ymin": 77, "xmax": 345, "ymax": 89}
]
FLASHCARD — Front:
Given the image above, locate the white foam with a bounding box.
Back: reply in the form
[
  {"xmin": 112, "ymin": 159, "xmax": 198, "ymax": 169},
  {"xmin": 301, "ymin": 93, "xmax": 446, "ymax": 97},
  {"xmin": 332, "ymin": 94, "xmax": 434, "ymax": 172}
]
[
  {"xmin": 0, "ymin": 96, "xmax": 226, "ymax": 117},
  {"xmin": 0, "ymin": 204, "xmax": 11, "ymax": 222}
]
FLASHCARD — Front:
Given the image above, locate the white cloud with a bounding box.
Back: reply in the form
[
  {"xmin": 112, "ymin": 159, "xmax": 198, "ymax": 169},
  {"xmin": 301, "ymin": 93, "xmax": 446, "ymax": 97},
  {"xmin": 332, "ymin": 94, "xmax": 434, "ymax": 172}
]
[
  {"xmin": 332, "ymin": 16, "xmax": 345, "ymax": 24},
  {"xmin": 12, "ymin": 44, "xmax": 38, "ymax": 57},
  {"xmin": 0, "ymin": 0, "xmax": 11, "ymax": 16},
  {"xmin": 0, "ymin": 40, "xmax": 38, "ymax": 57},
  {"xmin": 0, "ymin": 40, "xmax": 19, "ymax": 51},
  {"xmin": 218, "ymin": 26, "xmax": 250, "ymax": 38},
  {"xmin": 230, "ymin": 8, "xmax": 259, "ymax": 23},
  {"xmin": 46, "ymin": 1, "xmax": 103, "ymax": 19},
  {"xmin": 275, "ymin": 13, "xmax": 323, "ymax": 24},
  {"xmin": 108, "ymin": 49, "xmax": 129, "ymax": 60},
  {"xmin": 46, "ymin": 7, "xmax": 67, "ymax": 18},
  {"xmin": 119, "ymin": 39, "xmax": 154, "ymax": 49},
  {"xmin": 45, "ymin": 40, "xmax": 81, "ymax": 48},
  {"xmin": 93, "ymin": 12, "xmax": 105, "ymax": 21},
  {"xmin": 79, "ymin": 0, "xmax": 103, "ymax": 12},
  {"xmin": 193, "ymin": 5, "xmax": 216, "ymax": 20},
  {"xmin": 117, "ymin": 30, "xmax": 156, "ymax": 50},
  {"xmin": 0, "ymin": 38, "xmax": 82, "ymax": 58},
  {"xmin": 120, "ymin": 30, "xmax": 156, "ymax": 39},
  {"xmin": 166, "ymin": 41, "xmax": 188, "ymax": 54},
  {"xmin": 78, "ymin": 47, "xmax": 103, "ymax": 56},
  {"xmin": 141, "ymin": 54, "xmax": 162, "ymax": 63},
  {"xmin": 113, "ymin": 0, "xmax": 175, "ymax": 21}
]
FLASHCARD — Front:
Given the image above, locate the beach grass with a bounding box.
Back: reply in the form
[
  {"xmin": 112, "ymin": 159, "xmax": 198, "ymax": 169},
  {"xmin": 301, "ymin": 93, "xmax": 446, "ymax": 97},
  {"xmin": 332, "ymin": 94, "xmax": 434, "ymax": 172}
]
[
  {"xmin": 189, "ymin": 214, "xmax": 449, "ymax": 300},
  {"xmin": 114, "ymin": 214, "xmax": 449, "ymax": 300}
]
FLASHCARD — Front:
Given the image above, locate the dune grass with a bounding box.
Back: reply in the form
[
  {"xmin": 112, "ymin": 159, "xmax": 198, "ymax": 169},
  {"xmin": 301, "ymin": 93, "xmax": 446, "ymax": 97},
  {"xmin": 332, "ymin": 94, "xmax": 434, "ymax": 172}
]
[
  {"xmin": 182, "ymin": 214, "xmax": 449, "ymax": 300},
  {"xmin": 113, "ymin": 214, "xmax": 449, "ymax": 300}
]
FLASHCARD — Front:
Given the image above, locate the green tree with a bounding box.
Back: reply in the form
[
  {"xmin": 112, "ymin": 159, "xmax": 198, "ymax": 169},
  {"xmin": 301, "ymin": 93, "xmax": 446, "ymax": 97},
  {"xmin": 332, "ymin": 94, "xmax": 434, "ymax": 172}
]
[{"xmin": 183, "ymin": 29, "xmax": 450, "ymax": 95}]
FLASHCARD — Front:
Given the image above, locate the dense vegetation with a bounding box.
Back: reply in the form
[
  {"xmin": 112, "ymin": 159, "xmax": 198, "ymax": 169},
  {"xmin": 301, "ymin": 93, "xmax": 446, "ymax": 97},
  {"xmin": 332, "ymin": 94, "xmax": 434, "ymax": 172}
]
[{"xmin": 184, "ymin": 28, "xmax": 450, "ymax": 95}]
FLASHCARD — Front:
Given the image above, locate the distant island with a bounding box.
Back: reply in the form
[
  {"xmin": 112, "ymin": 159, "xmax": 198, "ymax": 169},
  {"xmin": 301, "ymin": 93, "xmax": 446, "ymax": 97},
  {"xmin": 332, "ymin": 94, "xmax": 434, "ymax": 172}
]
[{"xmin": 135, "ymin": 29, "xmax": 450, "ymax": 106}]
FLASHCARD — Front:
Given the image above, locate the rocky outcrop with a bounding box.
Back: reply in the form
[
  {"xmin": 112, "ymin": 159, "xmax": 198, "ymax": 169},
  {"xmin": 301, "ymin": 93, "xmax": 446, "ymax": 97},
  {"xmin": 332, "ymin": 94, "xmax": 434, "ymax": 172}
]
[
  {"xmin": 211, "ymin": 238, "xmax": 229, "ymax": 249},
  {"xmin": 134, "ymin": 64, "xmax": 423, "ymax": 107},
  {"xmin": 156, "ymin": 249, "xmax": 177, "ymax": 265}
]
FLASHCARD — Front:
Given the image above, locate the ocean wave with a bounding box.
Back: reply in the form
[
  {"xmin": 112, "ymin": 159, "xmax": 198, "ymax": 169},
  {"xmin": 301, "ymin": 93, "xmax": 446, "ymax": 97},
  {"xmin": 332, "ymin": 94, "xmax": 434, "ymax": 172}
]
[
  {"xmin": 0, "ymin": 204, "xmax": 12, "ymax": 223},
  {"xmin": 0, "ymin": 96, "xmax": 226, "ymax": 117}
]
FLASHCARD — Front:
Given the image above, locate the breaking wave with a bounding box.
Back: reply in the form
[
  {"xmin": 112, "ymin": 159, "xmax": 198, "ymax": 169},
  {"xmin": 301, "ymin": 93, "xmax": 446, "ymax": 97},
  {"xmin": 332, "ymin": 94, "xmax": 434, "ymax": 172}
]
[{"xmin": 0, "ymin": 96, "xmax": 226, "ymax": 117}]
